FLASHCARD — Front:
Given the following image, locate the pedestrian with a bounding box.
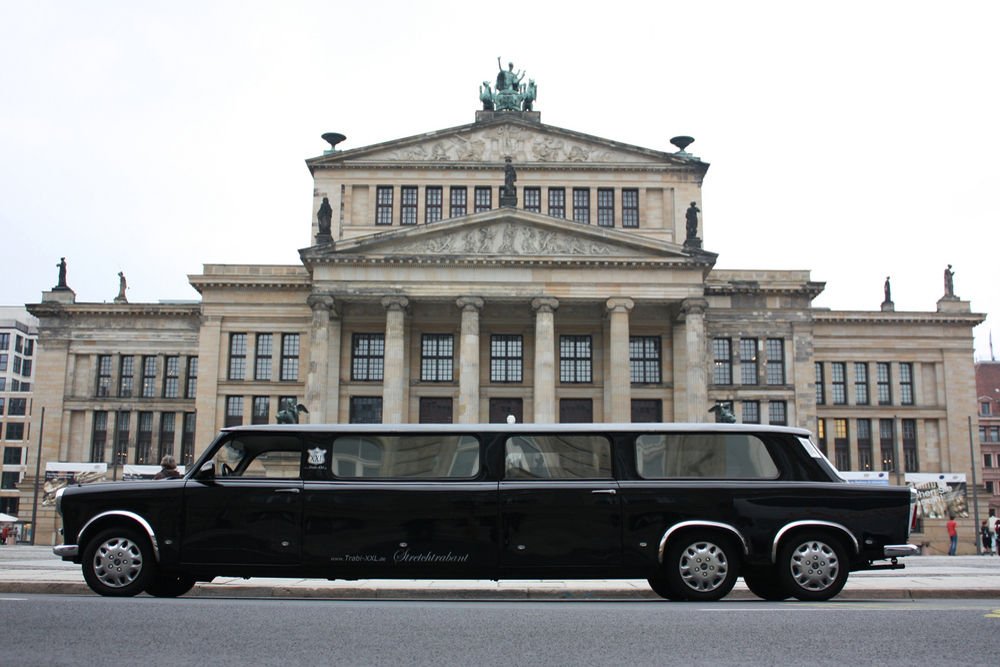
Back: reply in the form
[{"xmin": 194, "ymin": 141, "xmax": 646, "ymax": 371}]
[
  {"xmin": 152, "ymin": 455, "xmax": 182, "ymax": 480},
  {"xmin": 946, "ymin": 515, "xmax": 958, "ymax": 556},
  {"xmin": 982, "ymin": 520, "xmax": 991, "ymax": 555},
  {"xmin": 988, "ymin": 509, "xmax": 998, "ymax": 555}
]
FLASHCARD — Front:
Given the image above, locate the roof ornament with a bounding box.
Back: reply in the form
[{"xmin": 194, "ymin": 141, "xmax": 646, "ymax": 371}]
[
  {"xmin": 481, "ymin": 58, "xmax": 536, "ymax": 112},
  {"xmin": 321, "ymin": 132, "xmax": 347, "ymax": 155}
]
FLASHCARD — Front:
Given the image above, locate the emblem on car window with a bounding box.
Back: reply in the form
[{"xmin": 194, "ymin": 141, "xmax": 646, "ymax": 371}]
[{"xmin": 307, "ymin": 447, "xmax": 327, "ymax": 466}]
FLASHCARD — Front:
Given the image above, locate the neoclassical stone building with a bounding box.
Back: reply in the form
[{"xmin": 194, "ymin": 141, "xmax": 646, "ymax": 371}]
[{"xmin": 26, "ymin": 80, "xmax": 984, "ymax": 547}]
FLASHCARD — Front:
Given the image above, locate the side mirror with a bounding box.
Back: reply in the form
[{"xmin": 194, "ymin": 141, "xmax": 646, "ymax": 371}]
[{"xmin": 194, "ymin": 460, "xmax": 215, "ymax": 481}]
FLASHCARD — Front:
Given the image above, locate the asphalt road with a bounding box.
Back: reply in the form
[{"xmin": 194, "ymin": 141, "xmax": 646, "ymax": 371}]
[{"xmin": 2, "ymin": 595, "xmax": 998, "ymax": 666}]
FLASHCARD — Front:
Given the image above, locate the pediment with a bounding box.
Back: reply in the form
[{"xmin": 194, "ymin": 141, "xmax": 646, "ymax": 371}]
[
  {"xmin": 310, "ymin": 118, "xmax": 694, "ymax": 167},
  {"xmin": 308, "ymin": 210, "xmax": 698, "ymax": 261}
]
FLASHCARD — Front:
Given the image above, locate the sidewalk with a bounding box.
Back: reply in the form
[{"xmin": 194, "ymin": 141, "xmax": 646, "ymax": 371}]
[{"xmin": 2, "ymin": 545, "xmax": 999, "ymax": 599}]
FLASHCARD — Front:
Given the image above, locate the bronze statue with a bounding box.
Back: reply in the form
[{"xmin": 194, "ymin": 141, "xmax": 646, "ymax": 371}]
[
  {"xmin": 709, "ymin": 403, "xmax": 736, "ymax": 424},
  {"xmin": 479, "ymin": 81, "xmax": 494, "ymax": 110},
  {"xmin": 117, "ymin": 272, "xmax": 127, "ymax": 301},
  {"xmin": 521, "ymin": 80, "xmax": 537, "ymax": 111},
  {"xmin": 276, "ymin": 399, "xmax": 309, "ymax": 424},
  {"xmin": 883, "ymin": 276, "xmax": 891, "ymax": 303},
  {"xmin": 503, "ymin": 157, "xmax": 517, "ymax": 196},
  {"xmin": 685, "ymin": 202, "xmax": 700, "ymax": 240},
  {"xmin": 55, "ymin": 257, "xmax": 68, "ymax": 289},
  {"xmin": 317, "ymin": 197, "xmax": 333, "ymax": 236},
  {"xmin": 944, "ymin": 264, "xmax": 955, "ymax": 297},
  {"xmin": 496, "ymin": 57, "xmax": 525, "ymax": 92}
]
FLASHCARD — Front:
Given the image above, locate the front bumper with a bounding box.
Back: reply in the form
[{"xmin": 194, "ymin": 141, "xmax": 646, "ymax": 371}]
[{"xmin": 53, "ymin": 544, "xmax": 79, "ymax": 560}]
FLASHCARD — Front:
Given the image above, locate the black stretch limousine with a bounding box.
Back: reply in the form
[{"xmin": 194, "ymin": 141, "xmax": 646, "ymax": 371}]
[{"xmin": 54, "ymin": 423, "xmax": 918, "ymax": 601}]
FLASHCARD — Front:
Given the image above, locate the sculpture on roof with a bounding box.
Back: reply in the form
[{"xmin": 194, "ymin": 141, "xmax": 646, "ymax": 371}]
[
  {"xmin": 709, "ymin": 403, "xmax": 736, "ymax": 424},
  {"xmin": 481, "ymin": 58, "xmax": 536, "ymax": 112},
  {"xmin": 54, "ymin": 257, "xmax": 69, "ymax": 290},
  {"xmin": 943, "ymin": 264, "xmax": 956, "ymax": 298},
  {"xmin": 276, "ymin": 399, "xmax": 309, "ymax": 424},
  {"xmin": 317, "ymin": 196, "xmax": 333, "ymax": 243},
  {"xmin": 115, "ymin": 272, "xmax": 128, "ymax": 303}
]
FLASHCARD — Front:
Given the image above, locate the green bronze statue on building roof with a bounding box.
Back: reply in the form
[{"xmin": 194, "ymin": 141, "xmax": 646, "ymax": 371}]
[{"xmin": 481, "ymin": 57, "xmax": 536, "ymax": 112}]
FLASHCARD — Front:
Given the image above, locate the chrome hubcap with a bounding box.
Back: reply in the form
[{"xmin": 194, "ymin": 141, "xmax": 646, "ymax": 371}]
[
  {"xmin": 92, "ymin": 537, "xmax": 144, "ymax": 588},
  {"xmin": 789, "ymin": 540, "xmax": 839, "ymax": 591},
  {"xmin": 678, "ymin": 541, "xmax": 729, "ymax": 592}
]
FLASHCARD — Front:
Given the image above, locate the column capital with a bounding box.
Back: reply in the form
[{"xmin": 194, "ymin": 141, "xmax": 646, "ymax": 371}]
[
  {"xmin": 605, "ymin": 297, "xmax": 634, "ymax": 314},
  {"xmin": 381, "ymin": 295, "xmax": 409, "ymax": 312},
  {"xmin": 307, "ymin": 293, "xmax": 337, "ymax": 316},
  {"xmin": 456, "ymin": 296, "xmax": 484, "ymax": 312},
  {"xmin": 531, "ymin": 297, "xmax": 559, "ymax": 314},
  {"xmin": 679, "ymin": 297, "xmax": 709, "ymax": 318}
]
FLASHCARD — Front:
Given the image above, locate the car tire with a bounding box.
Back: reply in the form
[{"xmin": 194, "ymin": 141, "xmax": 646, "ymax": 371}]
[
  {"xmin": 81, "ymin": 527, "xmax": 155, "ymax": 597},
  {"xmin": 144, "ymin": 572, "xmax": 196, "ymax": 598},
  {"xmin": 777, "ymin": 532, "xmax": 849, "ymax": 601},
  {"xmin": 742, "ymin": 566, "xmax": 790, "ymax": 601},
  {"xmin": 647, "ymin": 572, "xmax": 687, "ymax": 601},
  {"xmin": 662, "ymin": 532, "xmax": 740, "ymax": 602}
]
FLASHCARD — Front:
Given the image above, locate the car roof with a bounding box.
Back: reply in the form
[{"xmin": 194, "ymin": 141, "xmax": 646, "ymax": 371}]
[{"xmin": 222, "ymin": 422, "xmax": 813, "ymax": 437}]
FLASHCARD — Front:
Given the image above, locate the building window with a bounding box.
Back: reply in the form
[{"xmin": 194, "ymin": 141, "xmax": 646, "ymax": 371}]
[
  {"xmin": 0, "ymin": 398, "xmax": 4, "ymax": 415},
  {"xmin": 834, "ymin": 418, "xmax": 850, "ymax": 470},
  {"xmin": 632, "ymin": 399, "xmax": 662, "ymax": 423},
  {"xmin": 181, "ymin": 413, "xmax": 196, "ymax": 465},
  {"xmin": 141, "ymin": 356, "xmax": 157, "ymax": 398},
  {"xmin": 985, "ymin": 454, "xmax": 993, "ymax": 469},
  {"xmin": 280, "ymin": 334, "xmax": 300, "ymax": 381},
  {"xmin": 877, "ymin": 362, "xmax": 892, "ymax": 405},
  {"xmin": 831, "ymin": 362, "xmax": 847, "ymax": 405},
  {"xmin": 740, "ymin": 338, "xmax": 759, "ymax": 385},
  {"xmin": 23, "ymin": 339, "xmax": 33, "ymax": 356},
  {"xmin": 252, "ymin": 396, "xmax": 270, "ymax": 425},
  {"xmin": 12, "ymin": 356, "xmax": 21, "ymax": 374},
  {"xmin": 94, "ymin": 354, "xmax": 111, "ymax": 397},
  {"xmin": 119, "ymin": 355, "xmax": 134, "ymax": 397},
  {"xmin": 857, "ymin": 418, "xmax": 873, "ymax": 470},
  {"xmin": 351, "ymin": 333, "xmax": 385, "ymax": 381},
  {"xmin": 854, "ymin": 362, "xmax": 869, "ymax": 405},
  {"xmin": 228, "ymin": 334, "xmax": 247, "ymax": 380},
  {"xmin": 7, "ymin": 398, "xmax": 26, "ymax": 416},
  {"xmin": 548, "ymin": 188, "xmax": 565, "ymax": 218},
  {"xmin": 816, "ymin": 418, "xmax": 827, "ymax": 455},
  {"xmin": 474, "ymin": 186, "xmax": 492, "ymax": 213},
  {"xmin": 742, "ymin": 400, "xmax": 760, "ymax": 424},
  {"xmin": 524, "ymin": 187, "xmax": 541, "ymax": 213},
  {"xmin": 0, "ymin": 354, "xmax": 6, "ymax": 372},
  {"xmin": 375, "ymin": 186, "xmax": 393, "ymax": 225},
  {"xmin": 425, "ymin": 186, "xmax": 443, "ymax": 223},
  {"xmin": 449, "ymin": 187, "xmax": 467, "ymax": 217},
  {"xmin": 113, "ymin": 411, "xmax": 130, "ymax": 465},
  {"xmin": 3, "ymin": 447, "xmax": 22, "ymax": 465},
  {"xmin": 0, "ymin": 333, "xmax": 7, "ymax": 349},
  {"xmin": 421, "ymin": 334, "xmax": 454, "ymax": 382},
  {"xmin": 419, "ymin": 397, "xmax": 453, "ymax": 424},
  {"xmin": 255, "ymin": 333, "xmax": 273, "ymax": 381},
  {"xmin": 900, "ymin": 362, "xmax": 914, "ymax": 405},
  {"xmin": 1, "ymin": 472, "xmax": 19, "ymax": 490},
  {"xmin": 159, "ymin": 412, "xmax": 175, "ymax": 460},
  {"xmin": 559, "ymin": 335, "xmax": 592, "ymax": 383},
  {"xmin": 879, "ymin": 418, "xmax": 895, "ymax": 471},
  {"xmin": 597, "ymin": 188, "xmax": 614, "ymax": 227},
  {"xmin": 622, "ymin": 188, "xmax": 639, "ymax": 227},
  {"xmin": 983, "ymin": 401, "xmax": 993, "ymax": 416},
  {"xmin": 5, "ymin": 423, "xmax": 24, "ymax": 440},
  {"xmin": 765, "ymin": 338, "xmax": 785, "ymax": 385},
  {"xmin": 768, "ymin": 401, "xmax": 787, "ymax": 426},
  {"xmin": 349, "ymin": 396, "xmax": 382, "ymax": 424},
  {"xmin": 163, "ymin": 356, "xmax": 180, "ymax": 398},
  {"xmin": 815, "ymin": 362, "xmax": 825, "ymax": 405},
  {"xmin": 572, "ymin": 188, "xmax": 590, "ymax": 223},
  {"xmin": 20, "ymin": 359, "xmax": 31, "ymax": 377},
  {"xmin": 490, "ymin": 335, "xmax": 523, "ymax": 383},
  {"xmin": 225, "ymin": 396, "xmax": 243, "ymax": 428},
  {"xmin": 630, "ymin": 336, "xmax": 661, "ymax": 384},
  {"xmin": 992, "ymin": 427, "xmax": 1000, "ymax": 442},
  {"xmin": 185, "ymin": 357, "xmax": 198, "ymax": 399},
  {"xmin": 91, "ymin": 411, "xmax": 107, "ymax": 462},
  {"xmin": 400, "ymin": 186, "xmax": 418, "ymax": 224},
  {"xmin": 135, "ymin": 412, "xmax": 153, "ymax": 464},
  {"xmin": 902, "ymin": 418, "xmax": 918, "ymax": 472},
  {"xmin": 712, "ymin": 338, "xmax": 732, "ymax": 385}
]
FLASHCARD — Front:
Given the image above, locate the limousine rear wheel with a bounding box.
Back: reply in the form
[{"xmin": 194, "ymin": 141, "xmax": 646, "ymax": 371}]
[
  {"xmin": 777, "ymin": 532, "xmax": 849, "ymax": 601},
  {"xmin": 663, "ymin": 533, "xmax": 740, "ymax": 602},
  {"xmin": 81, "ymin": 527, "xmax": 154, "ymax": 597}
]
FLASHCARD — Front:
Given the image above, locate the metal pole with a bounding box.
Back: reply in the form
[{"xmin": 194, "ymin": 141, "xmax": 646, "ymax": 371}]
[
  {"xmin": 29, "ymin": 407, "xmax": 45, "ymax": 546},
  {"xmin": 969, "ymin": 415, "xmax": 982, "ymax": 555}
]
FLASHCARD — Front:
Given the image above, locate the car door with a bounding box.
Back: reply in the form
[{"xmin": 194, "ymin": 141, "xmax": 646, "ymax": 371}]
[
  {"xmin": 499, "ymin": 433, "xmax": 622, "ymax": 570},
  {"xmin": 181, "ymin": 433, "xmax": 304, "ymax": 567}
]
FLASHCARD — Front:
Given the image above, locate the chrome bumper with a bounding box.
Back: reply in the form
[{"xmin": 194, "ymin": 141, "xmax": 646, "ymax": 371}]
[
  {"xmin": 53, "ymin": 544, "xmax": 79, "ymax": 560},
  {"xmin": 884, "ymin": 544, "xmax": 920, "ymax": 558}
]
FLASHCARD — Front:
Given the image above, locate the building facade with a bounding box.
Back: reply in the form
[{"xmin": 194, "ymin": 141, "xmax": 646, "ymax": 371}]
[
  {"xmin": 0, "ymin": 307, "xmax": 38, "ymax": 518},
  {"xmin": 977, "ymin": 361, "xmax": 1000, "ymax": 513},
  {"xmin": 25, "ymin": 79, "xmax": 984, "ymax": 548}
]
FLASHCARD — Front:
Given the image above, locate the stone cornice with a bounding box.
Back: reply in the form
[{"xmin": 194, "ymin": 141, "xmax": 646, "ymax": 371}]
[
  {"xmin": 27, "ymin": 302, "xmax": 201, "ymax": 319},
  {"xmin": 813, "ymin": 310, "xmax": 986, "ymax": 326},
  {"xmin": 303, "ymin": 254, "xmax": 717, "ymax": 270},
  {"xmin": 188, "ymin": 266, "xmax": 312, "ymax": 293},
  {"xmin": 705, "ymin": 281, "xmax": 825, "ymax": 298}
]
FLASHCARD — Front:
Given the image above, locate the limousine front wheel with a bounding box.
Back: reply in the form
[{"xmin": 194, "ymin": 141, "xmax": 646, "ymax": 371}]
[
  {"xmin": 777, "ymin": 533, "xmax": 848, "ymax": 601},
  {"xmin": 81, "ymin": 527, "xmax": 154, "ymax": 597},
  {"xmin": 661, "ymin": 533, "xmax": 740, "ymax": 602}
]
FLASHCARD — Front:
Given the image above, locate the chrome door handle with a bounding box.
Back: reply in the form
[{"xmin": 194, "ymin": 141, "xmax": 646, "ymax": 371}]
[
  {"xmin": 274, "ymin": 488, "xmax": 301, "ymax": 494},
  {"xmin": 591, "ymin": 489, "xmax": 617, "ymax": 495}
]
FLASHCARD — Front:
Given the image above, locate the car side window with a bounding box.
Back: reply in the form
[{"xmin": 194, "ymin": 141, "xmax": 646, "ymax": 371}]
[
  {"xmin": 635, "ymin": 433, "xmax": 779, "ymax": 479},
  {"xmin": 216, "ymin": 435, "xmax": 302, "ymax": 479},
  {"xmin": 330, "ymin": 434, "xmax": 480, "ymax": 479},
  {"xmin": 504, "ymin": 434, "xmax": 612, "ymax": 480}
]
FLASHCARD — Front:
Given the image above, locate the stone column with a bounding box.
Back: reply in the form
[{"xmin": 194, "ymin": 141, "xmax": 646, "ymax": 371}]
[
  {"xmin": 305, "ymin": 294, "xmax": 336, "ymax": 423},
  {"xmin": 457, "ymin": 297, "xmax": 484, "ymax": 424},
  {"xmin": 676, "ymin": 298, "xmax": 709, "ymax": 422},
  {"xmin": 381, "ymin": 296, "xmax": 409, "ymax": 423},
  {"xmin": 606, "ymin": 297, "xmax": 635, "ymax": 423},
  {"xmin": 532, "ymin": 297, "xmax": 559, "ymax": 423}
]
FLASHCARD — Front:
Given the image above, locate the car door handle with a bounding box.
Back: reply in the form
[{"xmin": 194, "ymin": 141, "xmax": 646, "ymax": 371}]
[
  {"xmin": 274, "ymin": 488, "xmax": 301, "ymax": 494},
  {"xmin": 591, "ymin": 489, "xmax": 617, "ymax": 495}
]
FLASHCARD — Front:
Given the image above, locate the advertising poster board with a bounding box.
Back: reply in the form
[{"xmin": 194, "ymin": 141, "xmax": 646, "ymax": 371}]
[
  {"xmin": 42, "ymin": 462, "xmax": 108, "ymax": 506},
  {"xmin": 839, "ymin": 471, "xmax": 891, "ymax": 485},
  {"xmin": 905, "ymin": 473, "xmax": 969, "ymax": 519}
]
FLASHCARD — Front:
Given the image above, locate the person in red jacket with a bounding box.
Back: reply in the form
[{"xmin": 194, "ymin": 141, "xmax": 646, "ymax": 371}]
[{"xmin": 947, "ymin": 515, "xmax": 958, "ymax": 556}]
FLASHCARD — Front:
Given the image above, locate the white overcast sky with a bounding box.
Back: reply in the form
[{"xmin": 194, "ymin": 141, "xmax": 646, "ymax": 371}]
[{"xmin": 2, "ymin": 1, "xmax": 997, "ymax": 359}]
